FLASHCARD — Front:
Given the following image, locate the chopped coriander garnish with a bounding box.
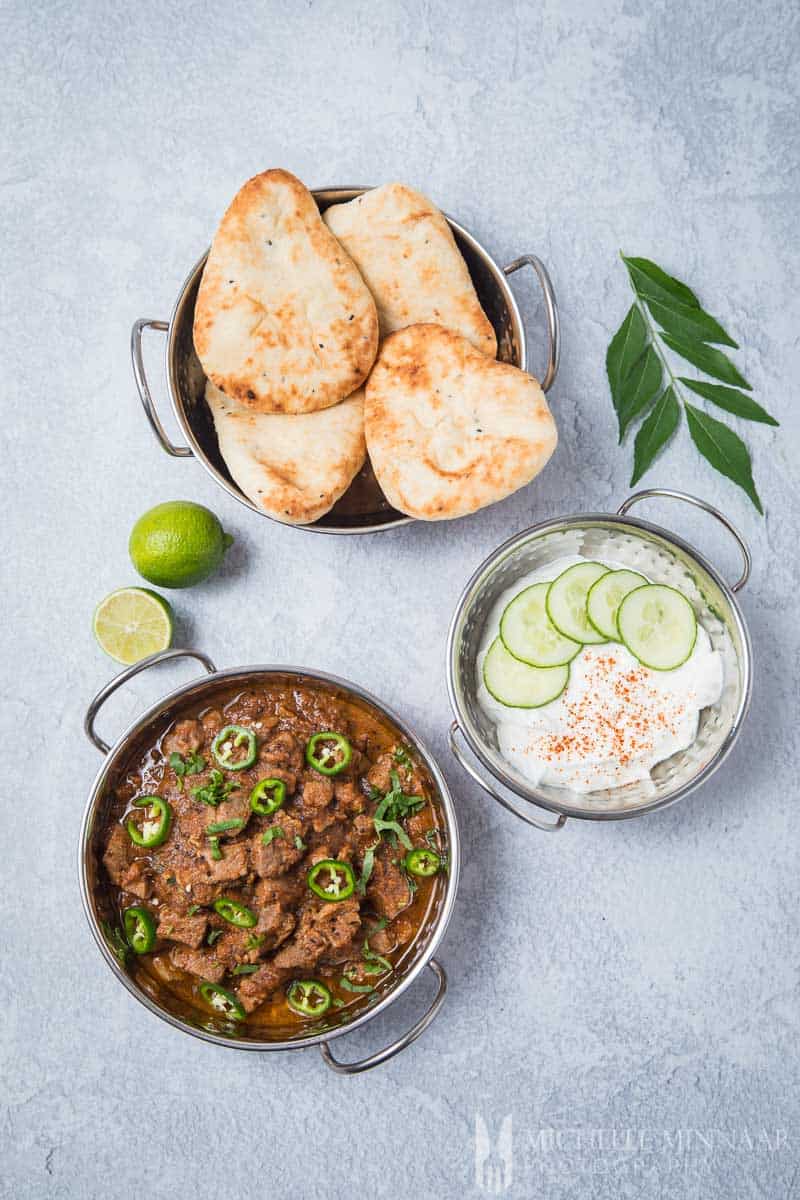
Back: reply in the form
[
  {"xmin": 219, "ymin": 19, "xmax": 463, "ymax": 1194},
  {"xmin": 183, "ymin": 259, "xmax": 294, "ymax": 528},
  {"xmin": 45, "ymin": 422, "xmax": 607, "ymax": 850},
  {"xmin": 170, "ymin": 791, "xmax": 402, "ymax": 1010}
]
[
  {"xmin": 294, "ymin": 835, "xmax": 307, "ymax": 851},
  {"xmin": 191, "ymin": 770, "xmax": 240, "ymax": 807},
  {"xmin": 356, "ymin": 841, "xmax": 379, "ymax": 895},
  {"xmin": 393, "ymin": 745, "xmax": 413, "ymax": 769},
  {"xmin": 231, "ymin": 963, "xmax": 259, "ymax": 976},
  {"xmin": 187, "ymin": 904, "xmax": 201, "ymax": 916},
  {"xmin": 207, "ymin": 929, "xmax": 223, "ymax": 947},
  {"xmin": 206, "ymin": 818, "xmax": 244, "ymax": 834},
  {"xmin": 261, "ymin": 825, "xmax": 285, "ymax": 846},
  {"xmin": 245, "ymin": 933, "xmax": 265, "ymax": 951},
  {"xmin": 169, "ymin": 750, "xmax": 205, "ymax": 790},
  {"xmin": 101, "ymin": 921, "xmax": 129, "ymax": 966}
]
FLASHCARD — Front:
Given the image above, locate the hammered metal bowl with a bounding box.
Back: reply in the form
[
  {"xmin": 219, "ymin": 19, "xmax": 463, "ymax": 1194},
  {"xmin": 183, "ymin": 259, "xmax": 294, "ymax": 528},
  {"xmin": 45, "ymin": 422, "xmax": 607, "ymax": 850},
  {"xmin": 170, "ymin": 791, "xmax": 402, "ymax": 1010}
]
[{"xmin": 447, "ymin": 490, "xmax": 753, "ymax": 830}]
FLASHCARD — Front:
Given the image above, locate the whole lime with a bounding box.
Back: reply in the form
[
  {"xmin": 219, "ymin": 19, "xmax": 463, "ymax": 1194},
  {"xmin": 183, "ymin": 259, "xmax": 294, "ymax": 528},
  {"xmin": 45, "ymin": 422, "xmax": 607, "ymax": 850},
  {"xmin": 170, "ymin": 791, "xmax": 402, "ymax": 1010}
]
[{"xmin": 129, "ymin": 501, "xmax": 234, "ymax": 588}]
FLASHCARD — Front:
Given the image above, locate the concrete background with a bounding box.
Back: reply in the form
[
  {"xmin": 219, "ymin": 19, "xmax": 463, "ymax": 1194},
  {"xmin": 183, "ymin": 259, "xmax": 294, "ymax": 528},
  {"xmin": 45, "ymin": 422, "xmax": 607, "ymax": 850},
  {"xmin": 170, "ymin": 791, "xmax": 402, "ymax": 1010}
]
[{"xmin": 2, "ymin": 1, "xmax": 798, "ymax": 1196}]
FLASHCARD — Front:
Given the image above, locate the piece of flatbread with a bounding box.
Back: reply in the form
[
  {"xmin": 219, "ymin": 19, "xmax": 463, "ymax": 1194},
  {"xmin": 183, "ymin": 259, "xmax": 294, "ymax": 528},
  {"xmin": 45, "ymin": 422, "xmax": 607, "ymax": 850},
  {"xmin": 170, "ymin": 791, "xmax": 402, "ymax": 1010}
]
[
  {"xmin": 194, "ymin": 169, "xmax": 378, "ymax": 414},
  {"xmin": 323, "ymin": 183, "xmax": 497, "ymax": 356},
  {"xmin": 206, "ymin": 382, "xmax": 366, "ymax": 525},
  {"xmin": 365, "ymin": 324, "xmax": 557, "ymax": 521}
]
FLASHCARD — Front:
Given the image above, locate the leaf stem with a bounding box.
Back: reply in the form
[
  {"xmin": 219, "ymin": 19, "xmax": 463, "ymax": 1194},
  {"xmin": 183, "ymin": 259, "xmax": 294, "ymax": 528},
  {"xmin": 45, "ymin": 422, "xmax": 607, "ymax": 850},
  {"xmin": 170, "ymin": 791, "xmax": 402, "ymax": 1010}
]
[{"xmin": 634, "ymin": 297, "xmax": 683, "ymax": 402}]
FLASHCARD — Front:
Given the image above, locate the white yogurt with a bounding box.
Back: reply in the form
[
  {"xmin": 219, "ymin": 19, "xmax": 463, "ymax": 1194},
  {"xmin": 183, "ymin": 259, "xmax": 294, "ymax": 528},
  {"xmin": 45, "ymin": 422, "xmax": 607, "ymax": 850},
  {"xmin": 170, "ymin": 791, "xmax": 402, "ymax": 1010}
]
[{"xmin": 477, "ymin": 556, "xmax": 724, "ymax": 794}]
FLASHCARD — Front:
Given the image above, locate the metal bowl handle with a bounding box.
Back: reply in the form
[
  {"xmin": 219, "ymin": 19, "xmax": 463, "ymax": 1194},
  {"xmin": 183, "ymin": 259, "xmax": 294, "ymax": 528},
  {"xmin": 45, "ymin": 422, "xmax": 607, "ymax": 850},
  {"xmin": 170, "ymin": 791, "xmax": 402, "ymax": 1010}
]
[
  {"xmin": 319, "ymin": 959, "xmax": 447, "ymax": 1075},
  {"xmin": 449, "ymin": 721, "xmax": 567, "ymax": 832},
  {"xmin": 84, "ymin": 648, "xmax": 217, "ymax": 754},
  {"xmin": 503, "ymin": 255, "xmax": 560, "ymax": 393},
  {"xmin": 617, "ymin": 489, "xmax": 751, "ymax": 593},
  {"xmin": 131, "ymin": 318, "xmax": 193, "ymax": 458}
]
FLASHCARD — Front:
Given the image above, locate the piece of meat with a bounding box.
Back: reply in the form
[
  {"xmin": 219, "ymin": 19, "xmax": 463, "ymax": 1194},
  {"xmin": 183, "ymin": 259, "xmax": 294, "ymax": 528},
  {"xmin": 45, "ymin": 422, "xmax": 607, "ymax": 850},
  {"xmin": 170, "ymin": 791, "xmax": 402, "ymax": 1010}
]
[
  {"xmin": 312, "ymin": 898, "xmax": 361, "ymax": 955},
  {"xmin": 260, "ymin": 730, "xmax": 304, "ymax": 774},
  {"xmin": 255, "ymin": 902, "xmax": 296, "ymax": 951},
  {"xmin": 352, "ymin": 813, "xmax": 378, "ymax": 857},
  {"xmin": 213, "ymin": 791, "xmax": 252, "ymax": 838},
  {"xmin": 301, "ymin": 775, "xmax": 334, "ymax": 811},
  {"xmin": 367, "ymin": 850, "xmax": 411, "ymax": 920},
  {"xmin": 254, "ymin": 875, "xmax": 305, "ymax": 910},
  {"xmin": 200, "ymin": 709, "xmax": 224, "ymax": 739},
  {"xmin": 102, "ymin": 824, "xmax": 131, "ymax": 887},
  {"xmin": 120, "ymin": 860, "xmax": 152, "ymax": 900},
  {"xmin": 405, "ymin": 810, "xmax": 431, "ymax": 843},
  {"xmin": 156, "ymin": 908, "xmax": 208, "ymax": 948},
  {"xmin": 250, "ymin": 813, "xmax": 305, "ymax": 878},
  {"xmin": 334, "ymin": 779, "xmax": 366, "ymax": 816},
  {"xmin": 170, "ymin": 945, "xmax": 225, "ymax": 983},
  {"xmin": 310, "ymin": 821, "xmax": 353, "ymax": 860},
  {"xmin": 199, "ymin": 840, "xmax": 250, "ymax": 882},
  {"xmin": 366, "ymin": 753, "xmax": 394, "ymax": 795},
  {"xmin": 227, "ymin": 691, "xmax": 272, "ymax": 722},
  {"xmin": 237, "ymin": 963, "xmax": 289, "ymax": 1013},
  {"xmin": 369, "ymin": 914, "xmax": 414, "ymax": 956},
  {"xmin": 175, "ymin": 803, "xmax": 212, "ymax": 847},
  {"xmin": 163, "ymin": 719, "xmax": 204, "ymax": 757}
]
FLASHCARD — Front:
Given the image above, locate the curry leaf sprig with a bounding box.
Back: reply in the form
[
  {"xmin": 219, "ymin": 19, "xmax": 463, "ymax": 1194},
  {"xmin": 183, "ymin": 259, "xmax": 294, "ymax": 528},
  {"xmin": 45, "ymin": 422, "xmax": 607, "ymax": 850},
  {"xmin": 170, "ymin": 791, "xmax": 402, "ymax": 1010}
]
[{"xmin": 606, "ymin": 254, "xmax": 778, "ymax": 513}]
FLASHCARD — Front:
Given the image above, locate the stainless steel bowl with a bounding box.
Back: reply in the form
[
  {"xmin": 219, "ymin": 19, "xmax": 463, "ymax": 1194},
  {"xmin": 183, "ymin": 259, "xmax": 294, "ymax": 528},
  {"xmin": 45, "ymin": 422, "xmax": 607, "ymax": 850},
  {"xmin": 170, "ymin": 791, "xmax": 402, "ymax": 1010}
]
[
  {"xmin": 80, "ymin": 649, "xmax": 460, "ymax": 1074},
  {"xmin": 447, "ymin": 490, "xmax": 753, "ymax": 831},
  {"xmin": 131, "ymin": 185, "xmax": 560, "ymax": 534}
]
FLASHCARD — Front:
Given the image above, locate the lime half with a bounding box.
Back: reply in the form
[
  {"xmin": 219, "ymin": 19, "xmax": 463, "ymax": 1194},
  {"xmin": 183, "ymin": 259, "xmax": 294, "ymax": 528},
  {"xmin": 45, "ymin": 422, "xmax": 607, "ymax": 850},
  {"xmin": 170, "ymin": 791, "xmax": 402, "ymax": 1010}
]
[{"xmin": 93, "ymin": 587, "xmax": 174, "ymax": 664}]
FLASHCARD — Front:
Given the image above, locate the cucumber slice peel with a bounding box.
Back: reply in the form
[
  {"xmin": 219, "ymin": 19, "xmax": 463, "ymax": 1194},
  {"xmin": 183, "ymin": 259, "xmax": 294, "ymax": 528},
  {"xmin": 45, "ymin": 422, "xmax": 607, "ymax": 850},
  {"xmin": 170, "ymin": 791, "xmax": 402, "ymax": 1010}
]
[
  {"xmin": 546, "ymin": 562, "xmax": 610, "ymax": 644},
  {"xmin": 482, "ymin": 638, "xmax": 570, "ymax": 708},
  {"xmin": 500, "ymin": 582, "xmax": 581, "ymax": 667},
  {"xmin": 617, "ymin": 584, "xmax": 697, "ymax": 670},
  {"xmin": 586, "ymin": 569, "xmax": 648, "ymax": 641}
]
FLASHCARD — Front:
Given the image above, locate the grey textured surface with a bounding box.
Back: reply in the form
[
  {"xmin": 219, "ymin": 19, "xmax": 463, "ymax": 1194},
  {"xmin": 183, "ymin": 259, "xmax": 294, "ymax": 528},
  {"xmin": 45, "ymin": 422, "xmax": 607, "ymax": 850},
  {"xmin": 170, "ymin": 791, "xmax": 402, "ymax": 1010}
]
[{"xmin": 2, "ymin": 1, "xmax": 798, "ymax": 1196}]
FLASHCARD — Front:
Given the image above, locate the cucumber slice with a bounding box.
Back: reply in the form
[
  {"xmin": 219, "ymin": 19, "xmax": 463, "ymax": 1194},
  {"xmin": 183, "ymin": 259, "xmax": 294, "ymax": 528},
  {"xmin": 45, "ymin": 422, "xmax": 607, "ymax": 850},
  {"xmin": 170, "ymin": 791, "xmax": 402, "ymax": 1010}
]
[
  {"xmin": 500, "ymin": 582, "xmax": 582, "ymax": 667},
  {"xmin": 546, "ymin": 562, "xmax": 610, "ymax": 644},
  {"xmin": 617, "ymin": 584, "xmax": 697, "ymax": 670},
  {"xmin": 482, "ymin": 638, "xmax": 569, "ymax": 708},
  {"xmin": 586, "ymin": 569, "xmax": 648, "ymax": 641}
]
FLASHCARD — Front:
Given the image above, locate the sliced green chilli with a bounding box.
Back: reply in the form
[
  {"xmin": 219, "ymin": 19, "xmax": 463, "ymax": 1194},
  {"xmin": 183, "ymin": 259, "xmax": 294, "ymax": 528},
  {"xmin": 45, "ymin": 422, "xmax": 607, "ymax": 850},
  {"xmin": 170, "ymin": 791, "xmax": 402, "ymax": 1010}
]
[
  {"xmin": 586, "ymin": 569, "xmax": 648, "ymax": 640},
  {"xmin": 286, "ymin": 979, "xmax": 332, "ymax": 1017},
  {"xmin": 213, "ymin": 896, "xmax": 257, "ymax": 928},
  {"xmin": 199, "ymin": 981, "xmax": 245, "ymax": 1021},
  {"xmin": 616, "ymin": 583, "xmax": 697, "ymax": 670},
  {"xmin": 211, "ymin": 725, "xmax": 257, "ymax": 771},
  {"xmin": 546, "ymin": 561, "xmax": 610, "ymax": 644},
  {"xmin": 499, "ymin": 581, "xmax": 582, "ymax": 667},
  {"xmin": 250, "ymin": 778, "xmax": 286, "ymax": 815},
  {"xmin": 123, "ymin": 905, "xmax": 157, "ymax": 954},
  {"xmin": 482, "ymin": 638, "xmax": 569, "ymax": 709}
]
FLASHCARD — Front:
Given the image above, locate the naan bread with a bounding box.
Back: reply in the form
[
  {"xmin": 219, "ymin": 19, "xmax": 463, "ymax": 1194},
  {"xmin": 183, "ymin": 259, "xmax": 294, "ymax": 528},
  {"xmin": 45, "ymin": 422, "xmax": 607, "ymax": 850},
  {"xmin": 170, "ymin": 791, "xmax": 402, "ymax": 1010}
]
[
  {"xmin": 365, "ymin": 325, "xmax": 557, "ymax": 520},
  {"xmin": 323, "ymin": 183, "xmax": 497, "ymax": 356},
  {"xmin": 206, "ymin": 382, "xmax": 366, "ymax": 525},
  {"xmin": 194, "ymin": 169, "xmax": 379, "ymax": 414}
]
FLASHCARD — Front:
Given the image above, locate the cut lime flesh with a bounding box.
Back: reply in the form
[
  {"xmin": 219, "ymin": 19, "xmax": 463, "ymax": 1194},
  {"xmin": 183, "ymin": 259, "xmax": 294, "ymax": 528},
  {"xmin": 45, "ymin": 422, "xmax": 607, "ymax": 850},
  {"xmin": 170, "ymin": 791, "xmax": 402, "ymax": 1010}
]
[
  {"xmin": 546, "ymin": 562, "xmax": 610, "ymax": 644},
  {"xmin": 93, "ymin": 587, "xmax": 174, "ymax": 665},
  {"xmin": 500, "ymin": 582, "xmax": 582, "ymax": 667},
  {"xmin": 616, "ymin": 584, "xmax": 697, "ymax": 670},
  {"xmin": 586, "ymin": 569, "xmax": 648, "ymax": 640},
  {"xmin": 483, "ymin": 638, "xmax": 570, "ymax": 708}
]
